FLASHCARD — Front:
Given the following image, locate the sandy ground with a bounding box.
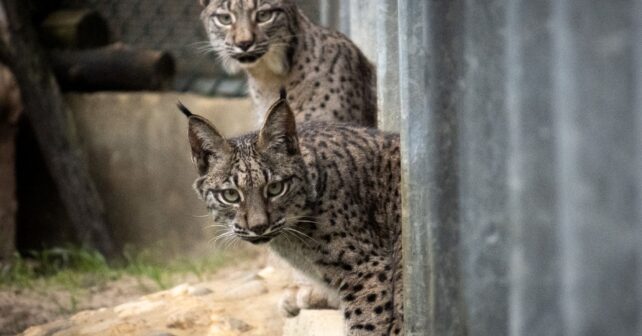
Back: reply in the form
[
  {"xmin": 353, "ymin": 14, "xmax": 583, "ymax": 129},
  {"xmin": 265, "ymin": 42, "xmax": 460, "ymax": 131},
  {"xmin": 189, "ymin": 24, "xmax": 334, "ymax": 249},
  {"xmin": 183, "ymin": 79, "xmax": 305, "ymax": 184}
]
[{"xmin": 1, "ymin": 250, "xmax": 272, "ymax": 336}]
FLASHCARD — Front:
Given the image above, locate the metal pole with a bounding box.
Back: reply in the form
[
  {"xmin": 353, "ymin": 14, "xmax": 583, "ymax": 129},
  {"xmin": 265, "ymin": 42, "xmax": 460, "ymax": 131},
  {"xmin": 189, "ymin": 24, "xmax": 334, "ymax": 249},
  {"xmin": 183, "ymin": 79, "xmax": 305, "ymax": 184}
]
[{"xmin": 398, "ymin": 0, "xmax": 467, "ymax": 335}]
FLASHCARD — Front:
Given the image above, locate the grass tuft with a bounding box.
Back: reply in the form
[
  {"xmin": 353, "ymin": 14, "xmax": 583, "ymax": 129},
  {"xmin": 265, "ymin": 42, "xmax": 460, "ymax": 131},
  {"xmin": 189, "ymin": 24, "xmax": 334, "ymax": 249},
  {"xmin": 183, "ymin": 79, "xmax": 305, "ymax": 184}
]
[{"xmin": 0, "ymin": 245, "xmax": 242, "ymax": 291}]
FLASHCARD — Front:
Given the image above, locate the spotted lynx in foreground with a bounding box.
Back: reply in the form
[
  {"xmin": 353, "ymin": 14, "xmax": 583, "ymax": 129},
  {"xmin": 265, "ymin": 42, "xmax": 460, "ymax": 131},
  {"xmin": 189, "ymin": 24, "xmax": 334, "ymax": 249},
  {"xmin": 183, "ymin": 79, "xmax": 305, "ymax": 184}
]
[
  {"xmin": 179, "ymin": 94, "xmax": 402, "ymax": 335},
  {"xmin": 200, "ymin": 0, "xmax": 376, "ymax": 126}
]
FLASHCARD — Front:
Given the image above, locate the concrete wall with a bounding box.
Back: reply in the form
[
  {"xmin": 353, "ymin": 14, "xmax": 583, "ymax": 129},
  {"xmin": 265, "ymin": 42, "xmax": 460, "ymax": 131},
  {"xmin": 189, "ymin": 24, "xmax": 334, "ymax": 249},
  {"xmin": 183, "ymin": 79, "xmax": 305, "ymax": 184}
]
[{"xmin": 66, "ymin": 93, "xmax": 253, "ymax": 254}]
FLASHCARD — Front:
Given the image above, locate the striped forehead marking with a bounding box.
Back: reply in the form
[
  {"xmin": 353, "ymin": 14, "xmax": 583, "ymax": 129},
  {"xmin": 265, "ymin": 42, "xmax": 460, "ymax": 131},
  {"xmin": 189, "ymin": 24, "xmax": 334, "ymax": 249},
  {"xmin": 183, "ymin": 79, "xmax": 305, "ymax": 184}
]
[
  {"xmin": 231, "ymin": 146, "xmax": 267, "ymax": 188},
  {"xmin": 228, "ymin": 0, "xmax": 258, "ymax": 10}
]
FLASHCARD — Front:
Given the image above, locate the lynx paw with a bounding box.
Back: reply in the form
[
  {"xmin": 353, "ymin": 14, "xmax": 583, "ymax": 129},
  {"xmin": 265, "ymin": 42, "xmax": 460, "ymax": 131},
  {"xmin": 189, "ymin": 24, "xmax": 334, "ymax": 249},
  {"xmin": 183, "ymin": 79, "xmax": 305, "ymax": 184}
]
[
  {"xmin": 278, "ymin": 286, "xmax": 301, "ymax": 317},
  {"xmin": 278, "ymin": 285, "xmax": 339, "ymax": 318}
]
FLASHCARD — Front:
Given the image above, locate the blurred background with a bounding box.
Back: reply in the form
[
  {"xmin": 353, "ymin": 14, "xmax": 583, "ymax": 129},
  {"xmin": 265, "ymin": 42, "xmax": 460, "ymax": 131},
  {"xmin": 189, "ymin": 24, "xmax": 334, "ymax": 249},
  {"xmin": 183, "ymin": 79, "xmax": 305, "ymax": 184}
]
[
  {"xmin": 0, "ymin": 1, "xmax": 367, "ymax": 333},
  {"xmin": 2, "ymin": 0, "xmax": 642, "ymax": 335},
  {"xmin": 1, "ymin": 0, "xmax": 323, "ymax": 259},
  {"xmin": 0, "ymin": 0, "xmax": 355, "ymax": 260}
]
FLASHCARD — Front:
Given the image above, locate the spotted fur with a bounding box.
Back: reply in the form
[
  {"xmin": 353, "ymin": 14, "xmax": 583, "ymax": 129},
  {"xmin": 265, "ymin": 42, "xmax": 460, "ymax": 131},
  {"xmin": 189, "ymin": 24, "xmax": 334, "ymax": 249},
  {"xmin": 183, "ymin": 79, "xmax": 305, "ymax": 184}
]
[
  {"xmin": 200, "ymin": 0, "xmax": 376, "ymax": 127},
  {"xmin": 183, "ymin": 99, "xmax": 402, "ymax": 335}
]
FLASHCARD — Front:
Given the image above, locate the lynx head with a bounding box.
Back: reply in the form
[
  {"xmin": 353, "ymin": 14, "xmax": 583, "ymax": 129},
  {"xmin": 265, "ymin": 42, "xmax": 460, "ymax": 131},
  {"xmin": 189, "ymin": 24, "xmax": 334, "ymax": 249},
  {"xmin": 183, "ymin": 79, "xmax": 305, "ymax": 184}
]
[
  {"xmin": 200, "ymin": 0, "xmax": 298, "ymax": 74},
  {"xmin": 181, "ymin": 93, "xmax": 309, "ymax": 245}
]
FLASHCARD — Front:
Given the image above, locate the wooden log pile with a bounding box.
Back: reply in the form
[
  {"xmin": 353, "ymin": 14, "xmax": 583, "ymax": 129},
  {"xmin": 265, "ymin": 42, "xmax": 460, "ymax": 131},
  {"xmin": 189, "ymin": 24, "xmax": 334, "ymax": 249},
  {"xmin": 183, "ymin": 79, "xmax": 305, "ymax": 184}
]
[
  {"xmin": 52, "ymin": 43, "xmax": 176, "ymax": 92},
  {"xmin": 41, "ymin": 9, "xmax": 176, "ymax": 91},
  {"xmin": 40, "ymin": 9, "xmax": 110, "ymax": 49}
]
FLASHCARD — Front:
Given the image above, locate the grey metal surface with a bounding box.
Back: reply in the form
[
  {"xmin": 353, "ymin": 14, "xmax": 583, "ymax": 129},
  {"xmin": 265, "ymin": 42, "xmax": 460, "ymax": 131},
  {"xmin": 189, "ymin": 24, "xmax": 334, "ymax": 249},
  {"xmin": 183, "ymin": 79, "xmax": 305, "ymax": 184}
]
[
  {"xmin": 506, "ymin": 1, "xmax": 564, "ymax": 335},
  {"xmin": 393, "ymin": 0, "xmax": 642, "ymax": 334},
  {"xmin": 505, "ymin": 0, "xmax": 563, "ymax": 336},
  {"xmin": 397, "ymin": 2, "xmax": 432, "ymax": 334},
  {"xmin": 398, "ymin": 0, "xmax": 467, "ymax": 335},
  {"xmin": 375, "ymin": 0, "xmax": 400, "ymax": 131},
  {"xmin": 552, "ymin": 0, "xmax": 642, "ymax": 334},
  {"xmin": 348, "ymin": 0, "xmax": 378, "ymax": 62},
  {"xmin": 458, "ymin": 0, "xmax": 510, "ymax": 335}
]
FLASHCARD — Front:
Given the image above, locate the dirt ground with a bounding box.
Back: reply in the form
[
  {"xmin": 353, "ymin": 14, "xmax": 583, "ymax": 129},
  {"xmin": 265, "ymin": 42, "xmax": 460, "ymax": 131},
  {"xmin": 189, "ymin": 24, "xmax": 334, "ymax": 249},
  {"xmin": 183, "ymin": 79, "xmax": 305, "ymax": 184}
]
[
  {"xmin": 0, "ymin": 275, "xmax": 163, "ymax": 335},
  {"xmin": 1, "ymin": 249, "xmax": 276, "ymax": 336}
]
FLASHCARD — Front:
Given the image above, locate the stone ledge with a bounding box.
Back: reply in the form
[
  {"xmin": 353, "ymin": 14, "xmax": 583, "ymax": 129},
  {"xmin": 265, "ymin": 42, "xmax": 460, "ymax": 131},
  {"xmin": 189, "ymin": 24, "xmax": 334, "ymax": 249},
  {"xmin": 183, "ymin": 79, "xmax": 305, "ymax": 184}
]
[{"xmin": 283, "ymin": 310, "xmax": 345, "ymax": 336}]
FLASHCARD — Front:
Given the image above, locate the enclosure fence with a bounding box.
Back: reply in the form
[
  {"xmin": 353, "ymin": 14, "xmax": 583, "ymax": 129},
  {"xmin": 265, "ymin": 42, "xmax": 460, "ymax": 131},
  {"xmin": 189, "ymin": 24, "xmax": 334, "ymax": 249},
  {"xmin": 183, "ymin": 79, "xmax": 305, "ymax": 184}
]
[
  {"xmin": 316, "ymin": 0, "xmax": 642, "ymax": 335},
  {"xmin": 59, "ymin": 0, "xmax": 246, "ymax": 95}
]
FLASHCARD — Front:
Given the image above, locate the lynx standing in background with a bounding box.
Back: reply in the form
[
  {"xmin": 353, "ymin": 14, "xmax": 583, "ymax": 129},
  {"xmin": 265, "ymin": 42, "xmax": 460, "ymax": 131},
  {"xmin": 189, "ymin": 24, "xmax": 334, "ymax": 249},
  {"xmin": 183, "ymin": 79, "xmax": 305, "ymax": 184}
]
[
  {"xmin": 199, "ymin": 0, "xmax": 376, "ymax": 126},
  {"xmin": 179, "ymin": 94, "xmax": 402, "ymax": 335}
]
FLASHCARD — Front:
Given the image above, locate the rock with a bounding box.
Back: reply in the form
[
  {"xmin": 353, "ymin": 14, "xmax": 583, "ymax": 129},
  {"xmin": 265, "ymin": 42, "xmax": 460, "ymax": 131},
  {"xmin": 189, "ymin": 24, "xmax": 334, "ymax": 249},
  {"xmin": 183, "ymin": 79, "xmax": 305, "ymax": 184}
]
[
  {"xmin": 114, "ymin": 299, "xmax": 164, "ymax": 318},
  {"xmin": 227, "ymin": 318, "xmax": 253, "ymax": 333},
  {"xmin": 169, "ymin": 283, "xmax": 191, "ymax": 296},
  {"xmin": 256, "ymin": 266, "xmax": 274, "ymax": 280},
  {"xmin": 168, "ymin": 283, "xmax": 213, "ymax": 297},
  {"xmin": 282, "ymin": 310, "xmax": 345, "ymax": 336},
  {"xmin": 188, "ymin": 286, "xmax": 213, "ymax": 297},
  {"xmin": 166, "ymin": 308, "xmax": 211, "ymax": 330},
  {"xmin": 166, "ymin": 313, "xmax": 197, "ymax": 330},
  {"xmin": 21, "ymin": 320, "xmax": 71, "ymax": 336},
  {"xmin": 145, "ymin": 332, "xmax": 177, "ymax": 336},
  {"xmin": 220, "ymin": 280, "xmax": 268, "ymax": 301}
]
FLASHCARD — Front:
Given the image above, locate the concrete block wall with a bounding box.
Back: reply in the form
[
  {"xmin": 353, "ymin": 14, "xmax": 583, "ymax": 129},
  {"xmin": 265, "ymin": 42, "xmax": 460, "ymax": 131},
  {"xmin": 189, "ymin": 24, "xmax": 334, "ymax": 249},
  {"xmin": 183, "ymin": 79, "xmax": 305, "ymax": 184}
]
[{"xmin": 66, "ymin": 93, "xmax": 253, "ymax": 252}]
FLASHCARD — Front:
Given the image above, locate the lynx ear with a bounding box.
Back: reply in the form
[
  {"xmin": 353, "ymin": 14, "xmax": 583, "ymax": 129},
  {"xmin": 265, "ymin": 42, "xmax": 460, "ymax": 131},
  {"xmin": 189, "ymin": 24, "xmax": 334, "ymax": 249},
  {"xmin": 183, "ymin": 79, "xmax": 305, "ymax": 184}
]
[
  {"xmin": 200, "ymin": 0, "xmax": 210, "ymax": 7},
  {"xmin": 258, "ymin": 96, "xmax": 299, "ymax": 155},
  {"xmin": 186, "ymin": 114, "xmax": 230, "ymax": 175}
]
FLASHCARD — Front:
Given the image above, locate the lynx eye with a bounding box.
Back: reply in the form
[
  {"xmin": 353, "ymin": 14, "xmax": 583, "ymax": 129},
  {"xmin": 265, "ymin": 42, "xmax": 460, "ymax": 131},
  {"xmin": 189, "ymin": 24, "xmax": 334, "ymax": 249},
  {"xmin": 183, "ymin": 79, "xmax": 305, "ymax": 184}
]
[
  {"xmin": 265, "ymin": 180, "xmax": 287, "ymax": 198},
  {"xmin": 218, "ymin": 189, "xmax": 241, "ymax": 204},
  {"xmin": 214, "ymin": 13, "xmax": 233, "ymax": 26},
  {"xmin": 256, "ymin": 10, "xmax": 274, "ymax": 23}
]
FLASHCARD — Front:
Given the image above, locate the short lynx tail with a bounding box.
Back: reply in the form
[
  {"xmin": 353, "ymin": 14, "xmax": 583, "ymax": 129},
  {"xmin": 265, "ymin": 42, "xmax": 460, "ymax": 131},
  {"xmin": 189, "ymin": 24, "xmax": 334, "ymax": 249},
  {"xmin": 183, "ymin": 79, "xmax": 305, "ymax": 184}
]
[
  {"xmin": 279, "ymin": 87, "xmax": 287, "ymax": 101},
  {"xmin": 176, "ymin": 100, "xmax": 193, "ymax": 118}
]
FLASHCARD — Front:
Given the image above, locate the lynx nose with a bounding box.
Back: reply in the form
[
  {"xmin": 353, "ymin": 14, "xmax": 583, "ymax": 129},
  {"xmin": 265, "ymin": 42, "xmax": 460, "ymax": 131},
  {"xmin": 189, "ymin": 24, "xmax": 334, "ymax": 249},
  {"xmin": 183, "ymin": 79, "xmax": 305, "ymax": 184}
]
[
  {"xmin": 250, "ymin": 223, "xmax": 269, "ymax": 235},
  {"xmin": 235, "ymin": 38, "xmax": 254, "ymax": 51}
]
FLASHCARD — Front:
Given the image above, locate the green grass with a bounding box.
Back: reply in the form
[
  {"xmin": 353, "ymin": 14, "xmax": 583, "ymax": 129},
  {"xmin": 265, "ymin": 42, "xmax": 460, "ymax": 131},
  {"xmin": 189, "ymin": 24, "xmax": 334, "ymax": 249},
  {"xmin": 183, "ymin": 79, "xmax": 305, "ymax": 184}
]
[{"xmin": 0, "ymin": 245, "xmax": 243, "ymax": 291}]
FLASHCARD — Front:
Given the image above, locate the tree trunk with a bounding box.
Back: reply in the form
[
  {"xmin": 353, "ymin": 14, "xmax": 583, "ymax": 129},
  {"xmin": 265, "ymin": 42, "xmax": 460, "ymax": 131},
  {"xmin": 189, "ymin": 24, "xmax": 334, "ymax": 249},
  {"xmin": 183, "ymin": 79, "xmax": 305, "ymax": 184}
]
[
  {"xmin": 0, "ymin": 65, "xmax": 20, "ymax": 261},
  {"xmin": 51, "ymin": 43, "xmax": 176, "ymax": 92},
  {"xmin": 0, "ymin": 0, "xmax": 115, "ymax": 257}
]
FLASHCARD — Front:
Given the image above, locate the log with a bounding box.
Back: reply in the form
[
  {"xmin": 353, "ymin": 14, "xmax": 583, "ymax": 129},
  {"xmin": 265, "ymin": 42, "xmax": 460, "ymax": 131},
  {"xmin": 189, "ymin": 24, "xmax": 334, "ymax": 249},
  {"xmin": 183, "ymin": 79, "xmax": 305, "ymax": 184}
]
[
  {"xmin": 51, "ymin": 43, "xmax": 176, "ymax": 91},
  {"xmin": 40, "ymin": 9, "xmax": 110, "ymax": 49},
  {"xmin": 0, "ymin": 65, "xmax": 21, "ymax": 261},
  {"xmin": 0, "ymin": 0, "xmax": 115, "ymax": 257}
]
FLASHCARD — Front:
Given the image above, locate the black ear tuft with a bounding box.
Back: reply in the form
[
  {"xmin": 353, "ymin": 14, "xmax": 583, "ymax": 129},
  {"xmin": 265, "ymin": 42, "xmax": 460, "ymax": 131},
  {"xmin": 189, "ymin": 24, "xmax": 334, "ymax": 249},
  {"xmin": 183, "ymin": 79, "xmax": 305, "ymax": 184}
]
[
  {"xmin": 279, "ymin": 87, "xmax": 287, "ymax": 101},
  {"xmin": 177, "ymin": 101, "xmax": 193, "ymax": 118},
  {"xmin": 199, "ymin": 0, "xmax": 210, "ymax": 7}
]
